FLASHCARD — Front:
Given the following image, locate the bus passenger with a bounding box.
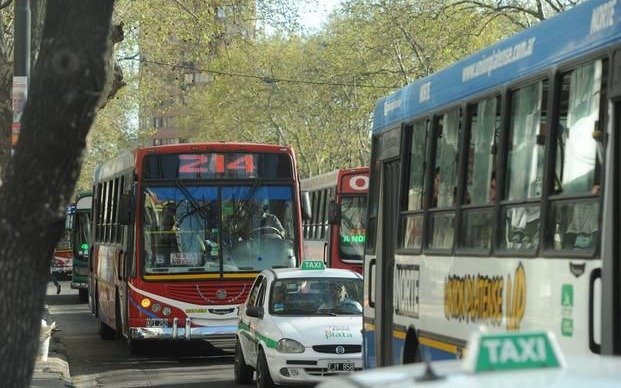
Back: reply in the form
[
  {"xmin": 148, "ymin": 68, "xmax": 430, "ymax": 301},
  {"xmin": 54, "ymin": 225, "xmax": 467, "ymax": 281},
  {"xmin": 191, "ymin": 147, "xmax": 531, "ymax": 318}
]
[{"xmin": 507, "ymin": 206, "xmax": 539, "ymax": 249}]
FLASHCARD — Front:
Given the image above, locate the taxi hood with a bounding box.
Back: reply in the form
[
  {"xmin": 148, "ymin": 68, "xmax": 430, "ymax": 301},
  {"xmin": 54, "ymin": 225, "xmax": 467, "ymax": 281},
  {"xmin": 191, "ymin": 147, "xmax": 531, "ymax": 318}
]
[{"xmin": 271, "ymin": 315, "xmax": 362, "ymax": 345}]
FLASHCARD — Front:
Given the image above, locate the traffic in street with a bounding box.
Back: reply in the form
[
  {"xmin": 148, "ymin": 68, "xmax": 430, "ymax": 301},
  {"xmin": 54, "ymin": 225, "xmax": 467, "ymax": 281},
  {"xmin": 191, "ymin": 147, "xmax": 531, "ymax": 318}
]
[{"xmin": 19, "ymin": 1, "xmax": 621, "ymax": 387}]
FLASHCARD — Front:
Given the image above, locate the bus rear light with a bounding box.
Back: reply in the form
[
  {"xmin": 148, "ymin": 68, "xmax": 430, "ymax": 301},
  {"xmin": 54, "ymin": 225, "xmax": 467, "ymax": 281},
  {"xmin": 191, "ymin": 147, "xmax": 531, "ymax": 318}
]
[
  {"xmin": 162, "ymin": 306, "xmax": 172, "ymax": 316},
  {"xmin": 140, "ymin": 298, "xmax": 151, "ymax": 308},
  {"xmin": 151, "ymin": 303, "xmax": 161, "ymax": 313}
]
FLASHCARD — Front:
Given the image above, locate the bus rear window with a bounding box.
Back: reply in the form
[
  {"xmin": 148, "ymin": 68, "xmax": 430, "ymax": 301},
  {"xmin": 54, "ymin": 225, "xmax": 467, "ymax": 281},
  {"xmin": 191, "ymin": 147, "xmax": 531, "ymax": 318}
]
[{"xmin": 143, "ymin": 153, "xmax": 293, "ymax": 180}]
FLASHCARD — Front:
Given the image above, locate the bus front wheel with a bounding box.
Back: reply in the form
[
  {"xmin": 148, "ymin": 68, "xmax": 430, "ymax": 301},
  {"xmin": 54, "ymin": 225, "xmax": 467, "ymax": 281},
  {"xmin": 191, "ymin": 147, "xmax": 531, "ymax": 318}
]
[
  {"xmin": 403, "ymin": 328, "xmax": 423, "ymax": 364},
  {"xmin": 78, "ymin": 289, "xmax": 88, "ymax": 302},
  {"xmin": 99, "ymin": 321, "xmax": 116, "ymax": 340},
  {"xmin": 128, "ymin": 338, "xmax": 145, "ymax": 355}
]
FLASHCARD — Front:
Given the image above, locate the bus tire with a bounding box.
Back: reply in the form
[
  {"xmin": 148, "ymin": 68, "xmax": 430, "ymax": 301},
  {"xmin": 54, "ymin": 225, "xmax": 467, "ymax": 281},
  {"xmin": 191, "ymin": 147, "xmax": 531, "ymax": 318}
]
[
  {"xmin": 234, "ymin": 338, "xmax": 254, "ymax": 384},
  {"xmin": 90, "ymin": 285, "xmax": 96, "ymax": 315},
  {"xmin": 99, "ymin": 321, "xmax": 116, "ymax": 340},
  {"xmin": 256, "ymin": 347, "xmax": 275, "ymax": 388},
  {"xmin": 403, "ymin": 328, "xmax": 422, "ymax": 364},
  {"xmin": 128, "ymin": 338, "xmax": 145, "ymax": 355},
  {"xmin": 78, "ymin": 289, "xmax": 88, "ymax": 302}
]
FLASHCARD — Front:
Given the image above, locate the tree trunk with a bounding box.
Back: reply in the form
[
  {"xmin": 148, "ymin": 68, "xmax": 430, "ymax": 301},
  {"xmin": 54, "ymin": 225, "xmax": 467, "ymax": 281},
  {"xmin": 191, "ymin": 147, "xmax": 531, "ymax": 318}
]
[{"xmin": 0, "ymin": 1, "xmax": 114, "ymax": 386}]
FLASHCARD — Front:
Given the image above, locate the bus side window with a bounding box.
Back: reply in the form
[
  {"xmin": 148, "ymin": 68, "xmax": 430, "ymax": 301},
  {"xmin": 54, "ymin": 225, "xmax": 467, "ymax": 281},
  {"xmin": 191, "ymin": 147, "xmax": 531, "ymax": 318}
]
[
  {"xmin": 428, "ymin": 110, "xmax": 459, "ymax": 250},
  {"xmin": 547, "ymin": 60, "xmax": 604, "ymax": 252},
  {"xmin": 460, "ymin": 96, "xmax": 499, "ymax": 251},
  {"xmin": 499, "ymin": 80, "xmax": 548, "ymax": 251},
  {"xmin": 400, "ymin": 121, "xmax": 428, "ymax": 251}
]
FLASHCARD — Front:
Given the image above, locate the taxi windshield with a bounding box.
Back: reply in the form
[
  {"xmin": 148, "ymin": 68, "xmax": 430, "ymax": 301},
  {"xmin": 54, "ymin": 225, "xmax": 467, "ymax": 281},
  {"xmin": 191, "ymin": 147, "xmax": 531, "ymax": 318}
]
[{"xmin": 269, "ymin": 277, "xmax": 363, "ymax": 316}]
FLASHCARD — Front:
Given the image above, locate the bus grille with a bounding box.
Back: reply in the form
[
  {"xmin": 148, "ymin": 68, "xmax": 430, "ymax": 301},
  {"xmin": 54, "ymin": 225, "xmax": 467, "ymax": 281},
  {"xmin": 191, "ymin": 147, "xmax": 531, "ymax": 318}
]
[
  {"xmin": 166, "ymin": 281, "xmax": 252, "ymax": 305},
  {"xmin": 312, "ymin": 345, "xmax": 361, "ymax": 354}
]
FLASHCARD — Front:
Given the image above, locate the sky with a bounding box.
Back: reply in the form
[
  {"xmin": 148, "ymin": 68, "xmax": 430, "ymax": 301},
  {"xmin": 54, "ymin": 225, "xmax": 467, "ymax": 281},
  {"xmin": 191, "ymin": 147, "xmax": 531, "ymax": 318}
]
[{"xmin": 298, "ymin": 0, "xmax": 342, "ymax": 31}]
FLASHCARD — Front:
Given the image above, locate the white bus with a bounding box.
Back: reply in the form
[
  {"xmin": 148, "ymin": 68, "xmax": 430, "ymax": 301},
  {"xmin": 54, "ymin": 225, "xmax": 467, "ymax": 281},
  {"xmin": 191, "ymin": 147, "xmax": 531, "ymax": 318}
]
[{"xmin": 364, "ymin": 0, "xmax": 621, "ymax": 368}]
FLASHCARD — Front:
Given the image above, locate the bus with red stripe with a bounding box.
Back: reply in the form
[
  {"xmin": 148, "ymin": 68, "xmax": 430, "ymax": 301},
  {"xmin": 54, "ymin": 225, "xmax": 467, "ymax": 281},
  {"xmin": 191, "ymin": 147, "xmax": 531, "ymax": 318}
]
[
  {"xmin": 90, "ymin": 142, "xmax": 307, "ymax": 353},
  {"xmin": 51, "ymin": 203, "xmax": 75, "ymax": 279},
  {"xmin": 301, "ymin": 167, "xmax": 369, "ymax": 273}
]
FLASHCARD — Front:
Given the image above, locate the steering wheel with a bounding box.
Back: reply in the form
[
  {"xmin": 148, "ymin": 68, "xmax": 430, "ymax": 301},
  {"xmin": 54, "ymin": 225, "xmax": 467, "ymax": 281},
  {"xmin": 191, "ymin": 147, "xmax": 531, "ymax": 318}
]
[{"xmin": 250, "ymin": 226, "xmax": 284, "ymax": 240}]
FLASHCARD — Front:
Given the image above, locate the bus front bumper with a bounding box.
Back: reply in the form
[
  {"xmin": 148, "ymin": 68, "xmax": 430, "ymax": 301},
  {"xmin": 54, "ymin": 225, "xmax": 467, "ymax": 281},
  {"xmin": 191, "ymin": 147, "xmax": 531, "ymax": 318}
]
[
  {"xmin": 70, "ymin": 282, "xmax": 88, "ymax": 290},
  {"xmin": 128, "ymin": 317, "xmax": 237, "ymax": 342}
]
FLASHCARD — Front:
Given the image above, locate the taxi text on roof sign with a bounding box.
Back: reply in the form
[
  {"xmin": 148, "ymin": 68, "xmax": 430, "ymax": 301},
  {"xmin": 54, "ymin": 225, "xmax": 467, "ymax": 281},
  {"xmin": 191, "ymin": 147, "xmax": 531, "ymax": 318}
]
[
  {"xmin": 300, "ymin": 260, "xmax": 326, "ymax": 270},
  {"xmin": 463, "ymin": 330, "xmax": 566, "ymax": 373}
]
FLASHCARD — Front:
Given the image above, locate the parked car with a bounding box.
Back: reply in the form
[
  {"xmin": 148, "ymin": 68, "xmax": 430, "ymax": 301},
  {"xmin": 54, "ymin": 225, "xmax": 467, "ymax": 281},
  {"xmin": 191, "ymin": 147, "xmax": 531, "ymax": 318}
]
[{"xmin": 235, "ymin": 261, "xmax": 363, "ymax": 387}]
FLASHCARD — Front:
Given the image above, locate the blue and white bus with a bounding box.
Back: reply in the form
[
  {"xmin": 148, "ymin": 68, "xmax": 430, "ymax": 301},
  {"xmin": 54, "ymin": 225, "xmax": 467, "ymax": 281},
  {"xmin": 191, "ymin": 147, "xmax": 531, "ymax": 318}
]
[{"xmin": 364, "ymin": 0, "xmax": 621, "ymax": 368}]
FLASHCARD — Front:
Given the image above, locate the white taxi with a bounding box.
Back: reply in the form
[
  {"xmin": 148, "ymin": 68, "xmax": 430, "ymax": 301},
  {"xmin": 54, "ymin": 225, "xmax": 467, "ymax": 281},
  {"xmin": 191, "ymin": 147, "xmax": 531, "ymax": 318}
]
[
  {"xmin": 317, "ymin": 330, "xmax": 621, "ymax": 388},
  {"xmin": 235, "ymin": 260, "xmax": 363, "ymax": 387}
]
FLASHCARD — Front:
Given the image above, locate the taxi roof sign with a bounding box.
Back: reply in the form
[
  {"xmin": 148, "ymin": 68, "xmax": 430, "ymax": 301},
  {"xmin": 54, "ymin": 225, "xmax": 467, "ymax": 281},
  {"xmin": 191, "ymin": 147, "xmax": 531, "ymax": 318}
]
[
  {"xmin": 463, "ymin": 330, "xmax": 566, "ymax": 373},
  {"xmin": 300, "ymin": 260, "xmax": 326, "ymax": 270}
]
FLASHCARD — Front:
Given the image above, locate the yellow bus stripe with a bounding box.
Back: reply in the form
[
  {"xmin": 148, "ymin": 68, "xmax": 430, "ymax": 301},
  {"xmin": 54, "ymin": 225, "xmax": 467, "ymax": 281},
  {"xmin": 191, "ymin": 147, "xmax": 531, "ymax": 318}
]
[
  {"xmin": 418, "ymin": 336, "xmax": 458, "ymax": 354},
  {"xmin": 364, "ymin": 323, "xmax": 457, "ymax": 355},
  {"xmin": 393, "ymin": 329, "xmax": 406, "ymax": 340}
]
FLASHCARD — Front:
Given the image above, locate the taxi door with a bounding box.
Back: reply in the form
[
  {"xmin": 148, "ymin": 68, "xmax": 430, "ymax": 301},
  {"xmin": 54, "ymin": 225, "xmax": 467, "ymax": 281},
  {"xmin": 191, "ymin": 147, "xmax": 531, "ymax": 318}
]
[{"xmin": 240, "ymin": 275, "xmax": 268, "ymax": 366}]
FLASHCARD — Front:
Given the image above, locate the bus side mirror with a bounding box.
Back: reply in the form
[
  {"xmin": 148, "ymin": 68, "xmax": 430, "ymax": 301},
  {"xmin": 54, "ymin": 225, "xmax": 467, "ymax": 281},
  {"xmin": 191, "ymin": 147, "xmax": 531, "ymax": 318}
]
[
  {"xmin": 328, "ymin": 200, "xmax": 340, "ymax": 225},
  {"xmin": 118, "ymin": 194, "xmax": 132, "ymax": 225},
  {"xmin": 301, "ymin": 191, "xmax": 312, "ymax": 221}
]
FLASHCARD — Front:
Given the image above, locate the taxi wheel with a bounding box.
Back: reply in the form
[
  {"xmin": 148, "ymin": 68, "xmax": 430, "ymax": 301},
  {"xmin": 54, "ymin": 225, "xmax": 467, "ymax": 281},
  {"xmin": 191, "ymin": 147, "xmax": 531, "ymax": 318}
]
[
  {"xmin": 256, "ymin": 348, "xmax": 275, "ymax": 388},
  {"xmin": 234, "ymin": 339, "xmax": 254, "ymax": 384}
]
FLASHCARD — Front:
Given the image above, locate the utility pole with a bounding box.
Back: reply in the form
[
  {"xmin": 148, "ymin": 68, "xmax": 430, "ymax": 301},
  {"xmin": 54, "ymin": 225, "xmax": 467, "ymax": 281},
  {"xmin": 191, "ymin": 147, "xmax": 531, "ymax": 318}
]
[{"xmin": 11, "ymin": 0, "xmax": 31, "ymax": 152}]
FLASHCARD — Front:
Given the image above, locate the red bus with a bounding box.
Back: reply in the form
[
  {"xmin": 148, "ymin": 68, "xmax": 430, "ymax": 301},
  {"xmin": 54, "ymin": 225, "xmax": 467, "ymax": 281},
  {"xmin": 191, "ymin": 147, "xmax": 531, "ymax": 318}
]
[
  {"xmin": 90, "ymin": 143, "xmax": 307, "ymax": 353},
  {"xmin": 51, "ymin": 203, "xmax": 75, "ymax": 279},
  {"xmin": 301, "ymin": 167, "xmax": 369, "ymax": 273}
]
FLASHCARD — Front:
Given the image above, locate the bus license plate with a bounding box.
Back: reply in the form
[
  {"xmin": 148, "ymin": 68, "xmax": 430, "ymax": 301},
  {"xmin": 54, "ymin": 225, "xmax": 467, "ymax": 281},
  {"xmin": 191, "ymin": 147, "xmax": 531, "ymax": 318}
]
[{"xmin": 327, "ymin": 362, "xmax": 355, "ymax": 372}]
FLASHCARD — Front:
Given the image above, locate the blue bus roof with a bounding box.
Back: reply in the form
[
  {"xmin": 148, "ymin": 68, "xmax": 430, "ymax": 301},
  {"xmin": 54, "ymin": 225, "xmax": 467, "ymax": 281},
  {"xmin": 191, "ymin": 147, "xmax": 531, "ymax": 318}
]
[{"xmin": 372, "ymin": 0, "xmax": 621, "ymax": 134}]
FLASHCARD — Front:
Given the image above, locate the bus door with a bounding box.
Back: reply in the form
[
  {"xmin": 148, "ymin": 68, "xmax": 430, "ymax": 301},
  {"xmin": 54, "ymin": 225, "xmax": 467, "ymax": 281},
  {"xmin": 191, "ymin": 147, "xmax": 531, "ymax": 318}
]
[
  {"xmin": 601, "ymin": 48, "xmax": 621, "ymax": 355},
  {"xmin": 118, "ymin": 179, "xmax": 134, "ymax": 336},
  {"xmin": 374, "ymin": 128, "xmax": 402, "ymax": 367}
]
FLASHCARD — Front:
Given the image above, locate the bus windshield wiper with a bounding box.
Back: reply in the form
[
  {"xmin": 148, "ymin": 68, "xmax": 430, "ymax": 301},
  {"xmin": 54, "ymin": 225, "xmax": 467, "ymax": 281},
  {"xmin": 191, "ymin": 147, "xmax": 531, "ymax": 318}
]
[
  {"xmin": 236, "ymin": 179, "xmax": 262, "ymax": 218},
  {"xmin": 175, "ymin": 180, "xmax": 210, "ymax": 223}
]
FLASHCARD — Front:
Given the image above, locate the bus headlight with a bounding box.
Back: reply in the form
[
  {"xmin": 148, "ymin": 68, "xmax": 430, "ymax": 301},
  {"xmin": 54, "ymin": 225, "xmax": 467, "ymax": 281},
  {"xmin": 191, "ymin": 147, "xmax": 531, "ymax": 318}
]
[{"xmin": 277, "ymin": 338, "xmax": 305, "ymax": 353}]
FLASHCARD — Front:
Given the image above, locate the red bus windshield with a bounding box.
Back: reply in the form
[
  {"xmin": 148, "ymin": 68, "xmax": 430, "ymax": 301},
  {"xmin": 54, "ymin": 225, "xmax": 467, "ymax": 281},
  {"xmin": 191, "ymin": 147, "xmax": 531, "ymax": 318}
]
[
  {"xmin": 142, "ymin": 184, "xmax": 297, "ymax": 274},
  {"xmin": 339, "ymin": 195, "xmax": 367, "ymax": 260}
]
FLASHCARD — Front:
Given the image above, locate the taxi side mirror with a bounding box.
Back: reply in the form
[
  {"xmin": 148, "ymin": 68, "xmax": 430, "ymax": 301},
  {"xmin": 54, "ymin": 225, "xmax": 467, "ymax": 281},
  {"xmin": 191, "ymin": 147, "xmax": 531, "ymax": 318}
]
[{"xmin": 246, "ymin": 306, "xmax": 264, "ymax": 319}]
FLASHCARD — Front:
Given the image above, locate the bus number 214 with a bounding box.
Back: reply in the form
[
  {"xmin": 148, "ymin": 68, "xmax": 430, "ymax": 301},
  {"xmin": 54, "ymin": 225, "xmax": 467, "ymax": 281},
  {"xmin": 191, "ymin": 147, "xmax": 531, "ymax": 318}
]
[{"xmin": 179, "ymin": 154, "xmax": 255, "ymax": 174}]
